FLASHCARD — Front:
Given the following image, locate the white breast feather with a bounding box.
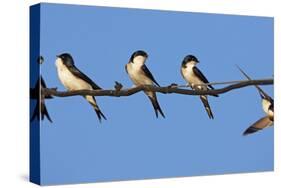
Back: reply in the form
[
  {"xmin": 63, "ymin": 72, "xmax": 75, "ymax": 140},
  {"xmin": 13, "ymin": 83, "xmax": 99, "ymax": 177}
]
[
  {"xmin": 262, "ymin": 99, "xmax": 273, "ymax": 117},
  {"xmin": 182, "ymin": 64, "xmax": 206, "ymax": 90},
  {"xmin": 55, "ymin": 58, "xmax": 92, "ymax": 91},
  {"xmin": 126, "ymin": 62, "xmax": 153, "ymax": 86}
]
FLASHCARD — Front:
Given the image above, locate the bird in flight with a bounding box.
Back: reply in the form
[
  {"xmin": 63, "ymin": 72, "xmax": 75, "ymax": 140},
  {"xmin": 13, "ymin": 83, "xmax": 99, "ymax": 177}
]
[{"xmin": 237, "ymin": 66, "xmax": 274, "ymax": 135}]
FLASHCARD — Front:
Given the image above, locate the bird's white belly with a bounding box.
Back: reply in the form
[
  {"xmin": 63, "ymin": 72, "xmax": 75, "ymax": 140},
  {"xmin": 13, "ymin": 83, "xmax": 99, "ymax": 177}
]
[
  {"xmin": 182, "ymin": 66, "xmax": 206, "ymax": 90},
  {"xmin": 56, "ymin": 60, "xmax": 92, "ymax": 91},
  {"xmin": 262, "ymin": 99, "xmax": 273, "ymax": 117},
  {"xmin": 268, "ymin": 109, "xmax": 274, "ymax": 118},
  {"xmin": 127, "ymin": 64, "xmax": 153, "ymax": 86}
]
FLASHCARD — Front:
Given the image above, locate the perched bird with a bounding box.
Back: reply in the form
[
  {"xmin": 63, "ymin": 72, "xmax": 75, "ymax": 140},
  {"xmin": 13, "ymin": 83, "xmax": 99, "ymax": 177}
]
[
  {"xmin": 237, "ymin": 66, "xmax": 274, "ymax": 136},
  {"xmin": 125, "ymin": 50, "xmax": 165, "ymax": 118},
  {"xmin": 181, "ymin": 55, "xmax": 218, "ymax": 119},
  {"xmin": 55, "ymin": 53, "xmax": 106, "ymax": 122},
  {"xmin": 30, "ymin": 76, "xmax": 53, "ymax": 123},
  {"xmin": 30, "ymin": 56, "xmax": 53, "ymax": 123}
]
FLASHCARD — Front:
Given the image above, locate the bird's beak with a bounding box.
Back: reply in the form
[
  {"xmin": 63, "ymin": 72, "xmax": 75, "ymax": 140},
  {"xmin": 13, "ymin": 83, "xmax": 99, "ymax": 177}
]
[{"xmin": 56, "ymin": 55, "xmax": 60, "ymax": 58}]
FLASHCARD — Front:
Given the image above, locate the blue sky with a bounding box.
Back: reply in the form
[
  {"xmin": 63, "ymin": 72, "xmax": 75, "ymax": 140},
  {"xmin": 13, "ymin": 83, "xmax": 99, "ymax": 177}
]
[{"xmin": 37, "ymin": 3, "xmax": 273, "ymax": 185}]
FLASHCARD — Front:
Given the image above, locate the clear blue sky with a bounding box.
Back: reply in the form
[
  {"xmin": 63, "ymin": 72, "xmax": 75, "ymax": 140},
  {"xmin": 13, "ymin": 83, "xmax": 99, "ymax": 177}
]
[{"xmin": 38, "ymin": 3, "xmax": 273, "ymax": 185}]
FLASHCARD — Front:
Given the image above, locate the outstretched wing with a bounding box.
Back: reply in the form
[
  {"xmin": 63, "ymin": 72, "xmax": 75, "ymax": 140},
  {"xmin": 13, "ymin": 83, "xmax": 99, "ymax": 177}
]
[
  {"xmin": 141, "ymin": 64, "xmax": 160, "ymax": 87},
  {"xmin": 193, "ymin": 66, "xmax": 214, "ymax": 90},
  {"xmin": 243, "ymin": 116, "xmax": 273, "ymax": 135},
  {"xmin": 66, "ymin": 64, "xmax": 102, "ymax": 90}
]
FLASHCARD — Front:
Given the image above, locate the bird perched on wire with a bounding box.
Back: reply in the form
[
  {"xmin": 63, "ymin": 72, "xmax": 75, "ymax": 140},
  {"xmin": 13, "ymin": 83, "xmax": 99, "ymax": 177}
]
[
  {"xmin": 30, "ymin": 56, "xmax": 53, "ymax": 123},
  {"xmin": 125, "ymin": 50, "xmax": 165, "ymax": 118},
  {"xmin": 181, "ymin": 55, "xmax": 218, "ymax": 119},
  {"xmin": 55, "ymin": 53, "xmax": 106, "ymax": 122}
]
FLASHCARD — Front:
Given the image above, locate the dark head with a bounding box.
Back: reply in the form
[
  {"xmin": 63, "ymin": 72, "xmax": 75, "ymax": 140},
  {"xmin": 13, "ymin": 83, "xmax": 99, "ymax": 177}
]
[
  {"xmin": 56, "ymin": 53, "xmax": 74, "ymax": 66},
  {"xmin": 37, "ymin": 56, "xmax": 44, "ymax": 64},
  {"xmin": 181, "ymin": 55, "xmax": 199, "ymax": 68},
  {"xmin": 129, "ymin": 50, "xmax": 148, "ymax": 63}
]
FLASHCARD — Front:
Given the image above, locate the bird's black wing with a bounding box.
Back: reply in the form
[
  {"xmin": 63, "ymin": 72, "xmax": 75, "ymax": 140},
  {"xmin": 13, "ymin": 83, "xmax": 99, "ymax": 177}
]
[
  {"xmin": 66, "ymin": 64, "xmax": 102, "ymax": 90},
  {"xmin": 236, "ymin": 65, "xmax": 273, "ymax": 102},
  {"xmin": 141, "ymin": 64, "xmax": 160, "ymax": 87},
  {"xmin": 243, "ymin": 116, "xmax": 273, "ymax": 136},
  {"xmin": 193, "ymin": 66, "xmax": 214, "ymax": 90}
]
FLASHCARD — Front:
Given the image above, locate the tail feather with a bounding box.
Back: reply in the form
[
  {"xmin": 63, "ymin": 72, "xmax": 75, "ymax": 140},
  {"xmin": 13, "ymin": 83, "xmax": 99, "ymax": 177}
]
[
  {"xmin": 85, "ymin": 95, "xmax": 107, "ymax": 122},
  {"xmin": 41, "ymin": 102, "xmax": 53, "ymax": 123},
  {"xmin": 31, "ymin": 100, "xmax": 53, "ymax": 123},
  {"xmin": 94, "ymin": 108, "xmax": 107, "ymax": 123},
  {"xmin": 148, "ymin": 94, "xmax": 165, "ymax": 118},
  {"xmin": 199, "ymin": 95, "xmax": 214, "ymax": 119}
]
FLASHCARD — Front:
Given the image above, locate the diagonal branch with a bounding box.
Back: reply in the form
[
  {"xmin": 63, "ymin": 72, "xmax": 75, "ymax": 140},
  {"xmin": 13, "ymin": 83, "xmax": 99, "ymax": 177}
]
[{"xmin": 42, "ymin": 78, "xmax": 273, "ymax": 98}]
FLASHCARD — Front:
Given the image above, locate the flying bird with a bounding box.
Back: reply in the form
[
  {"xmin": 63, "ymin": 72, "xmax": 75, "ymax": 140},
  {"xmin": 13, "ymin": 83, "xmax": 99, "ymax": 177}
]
[
  {"xmin": 55, "ymin": 53, "xmax": 106, "ymax": 122},
  {"xmin": 181, "ymin": 55, "xmax": 218, "ymax": 119},
  {"xmin": 125, "ymin": 50, "xmax": 165, "ymax": 118},
  {"xmin": 237, "ymin": 66, "xmax": 274, "ymax": 136}
]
